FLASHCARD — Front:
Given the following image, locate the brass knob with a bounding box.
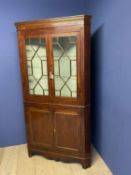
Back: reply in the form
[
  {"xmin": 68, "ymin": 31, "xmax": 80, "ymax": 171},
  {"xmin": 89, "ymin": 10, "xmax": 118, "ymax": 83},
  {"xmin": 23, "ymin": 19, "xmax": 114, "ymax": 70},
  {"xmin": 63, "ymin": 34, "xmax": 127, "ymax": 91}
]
[{"xmin": 49, "ymin": 72, "xmax": 54, "ymax": 79}]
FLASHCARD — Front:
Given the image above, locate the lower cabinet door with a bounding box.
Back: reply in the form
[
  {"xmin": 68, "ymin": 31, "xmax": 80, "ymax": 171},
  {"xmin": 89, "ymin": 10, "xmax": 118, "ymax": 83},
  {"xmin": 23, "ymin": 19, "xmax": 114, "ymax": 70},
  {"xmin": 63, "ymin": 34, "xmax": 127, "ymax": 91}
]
[
  {"xmin": 54, "ymin": 111, "xmax": 81, "ymax": 152},
  {"xmin": 26, "ymin": 107, "xmax": 54, "ymax": 147}
]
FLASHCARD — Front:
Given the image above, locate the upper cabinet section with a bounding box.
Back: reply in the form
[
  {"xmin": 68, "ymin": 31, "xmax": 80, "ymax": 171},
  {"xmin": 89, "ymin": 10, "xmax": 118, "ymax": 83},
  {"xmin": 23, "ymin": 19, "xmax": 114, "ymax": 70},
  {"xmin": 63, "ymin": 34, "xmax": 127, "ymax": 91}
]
[{"xmin": 16, "ymin": 15, "xmax": 91, "ymax": 105}]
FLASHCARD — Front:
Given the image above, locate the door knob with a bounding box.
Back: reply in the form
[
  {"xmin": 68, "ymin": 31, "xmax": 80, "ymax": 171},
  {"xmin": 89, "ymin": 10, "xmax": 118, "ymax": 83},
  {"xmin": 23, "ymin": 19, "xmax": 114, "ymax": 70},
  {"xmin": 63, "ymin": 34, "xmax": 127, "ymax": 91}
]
[{"xmin": 49, "ymin": 72, "xmax": 54, "ymax": 79}]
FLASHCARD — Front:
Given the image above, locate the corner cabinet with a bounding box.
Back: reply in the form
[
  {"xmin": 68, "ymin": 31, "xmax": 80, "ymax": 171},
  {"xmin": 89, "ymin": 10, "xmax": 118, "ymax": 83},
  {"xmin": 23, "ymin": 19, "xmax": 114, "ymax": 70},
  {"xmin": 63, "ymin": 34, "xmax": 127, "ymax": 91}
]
[{"xmin": 15, "ymin": 15, "xmax": 91, "ymax": 168}]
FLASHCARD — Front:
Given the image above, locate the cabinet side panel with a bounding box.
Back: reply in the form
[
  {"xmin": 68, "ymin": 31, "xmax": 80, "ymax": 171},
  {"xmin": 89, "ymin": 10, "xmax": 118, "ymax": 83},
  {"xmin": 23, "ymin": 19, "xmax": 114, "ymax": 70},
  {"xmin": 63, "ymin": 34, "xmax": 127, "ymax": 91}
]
[{"xmin": 84, "ymin": 23, "xmax": 91, "ymax": 105}]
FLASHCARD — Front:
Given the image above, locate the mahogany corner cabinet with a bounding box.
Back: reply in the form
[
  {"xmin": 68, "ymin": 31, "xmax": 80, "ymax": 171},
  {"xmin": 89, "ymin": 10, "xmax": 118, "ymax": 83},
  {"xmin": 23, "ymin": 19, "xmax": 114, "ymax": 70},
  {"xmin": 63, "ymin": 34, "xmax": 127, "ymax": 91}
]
[{"xmin": 15, "ymin": 15, "xmax": 91, "ymax": 168}]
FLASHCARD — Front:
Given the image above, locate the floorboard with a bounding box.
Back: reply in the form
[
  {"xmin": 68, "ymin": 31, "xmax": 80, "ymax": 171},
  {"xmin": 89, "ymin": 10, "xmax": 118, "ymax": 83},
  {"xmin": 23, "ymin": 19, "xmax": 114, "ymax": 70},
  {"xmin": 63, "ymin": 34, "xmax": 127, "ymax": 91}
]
[{"xmin": 0, "ymin": 144, "xmax": 112, "ymax": 175}]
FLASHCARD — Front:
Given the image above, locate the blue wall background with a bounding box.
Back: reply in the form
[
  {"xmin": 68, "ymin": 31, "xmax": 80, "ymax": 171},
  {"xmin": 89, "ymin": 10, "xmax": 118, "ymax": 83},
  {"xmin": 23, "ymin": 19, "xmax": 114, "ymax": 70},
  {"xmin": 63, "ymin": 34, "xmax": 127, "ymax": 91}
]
[
  {"xmin": 86, "ymin": 0, "xmax": 131, "ymax": 175},
  {"xmin": 0, "ymin": 0, "xmax": 85, "ymax": 147},
  {"xmin": 0, "ymin": 0, "xmax": 131, "ymax": 175}
]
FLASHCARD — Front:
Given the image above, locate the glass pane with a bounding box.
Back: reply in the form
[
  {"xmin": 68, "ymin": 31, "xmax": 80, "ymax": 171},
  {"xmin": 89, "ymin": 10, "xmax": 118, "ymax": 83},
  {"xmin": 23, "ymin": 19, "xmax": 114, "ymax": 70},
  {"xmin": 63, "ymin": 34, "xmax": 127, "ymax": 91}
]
[
  {"xmin": 25, "ymin": 38, "xmax": 49, "ymax": 96},
  {"xmin": 53, "ymin": 36, "xmax": 77, "ymax": 97}
]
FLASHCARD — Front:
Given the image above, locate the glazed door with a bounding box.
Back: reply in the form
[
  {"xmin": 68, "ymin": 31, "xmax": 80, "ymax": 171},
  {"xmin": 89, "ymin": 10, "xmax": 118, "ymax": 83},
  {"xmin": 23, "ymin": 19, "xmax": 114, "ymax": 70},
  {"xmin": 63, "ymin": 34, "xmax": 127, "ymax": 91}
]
[
  {"xmin": 52, "ymin": 34, "xmax": 78, "ymax": 98},
  {"xmin": 22, "ymin": 31, "xmax": 81, "ymax": 104},
  {"xmin": 51, "ymin": 32, "xmax": 82, "ymax": 104},
  {"xmin": 20, "ymin": 31, "xmax": 53, "ymax": 102},
  {"xmin": 25, "ymin": 37, "xmax": 49, "ymax": 96},
  {"xmin": 23, "ymin": 34, "xmax": 53, "ymax": 102}
]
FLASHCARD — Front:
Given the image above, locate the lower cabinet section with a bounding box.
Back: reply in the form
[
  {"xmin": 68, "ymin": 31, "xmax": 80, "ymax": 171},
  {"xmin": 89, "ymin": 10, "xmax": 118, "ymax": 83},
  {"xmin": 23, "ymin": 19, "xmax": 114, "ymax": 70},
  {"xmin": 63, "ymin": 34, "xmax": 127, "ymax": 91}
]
[{"xmin": 25, "ymin": 104, "xmax": 90, "ymax": 168}]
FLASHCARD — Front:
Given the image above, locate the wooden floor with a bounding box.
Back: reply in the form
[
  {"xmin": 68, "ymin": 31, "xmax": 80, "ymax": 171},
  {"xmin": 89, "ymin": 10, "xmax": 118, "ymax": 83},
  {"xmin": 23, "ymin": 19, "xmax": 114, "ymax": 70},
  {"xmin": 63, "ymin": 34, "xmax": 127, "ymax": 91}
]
[{"xmin": 0, "ymin": 144, "xmax": 112, "ymax": 175}]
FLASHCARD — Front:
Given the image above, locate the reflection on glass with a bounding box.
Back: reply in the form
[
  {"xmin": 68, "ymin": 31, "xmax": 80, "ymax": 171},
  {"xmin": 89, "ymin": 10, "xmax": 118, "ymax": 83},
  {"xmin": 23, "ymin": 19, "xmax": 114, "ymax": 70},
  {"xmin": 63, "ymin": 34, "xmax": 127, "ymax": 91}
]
[
  {"xmin": 25, "ymin": 38, "xmax": 49, "ymax": 96},
  {"xmin": 53, "ymin": 36, "xmax": 77, "ymax": 97}
]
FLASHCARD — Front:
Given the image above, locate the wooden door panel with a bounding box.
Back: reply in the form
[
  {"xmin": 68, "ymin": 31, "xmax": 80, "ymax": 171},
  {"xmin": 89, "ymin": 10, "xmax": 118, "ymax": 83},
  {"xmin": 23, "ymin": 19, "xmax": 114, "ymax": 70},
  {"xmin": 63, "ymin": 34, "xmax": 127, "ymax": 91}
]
[
  {"xmin": 54, "ymin": 111, "xmax": 81, "ymax": 152},
  {"xmin": 27, "ymin": 108, "xmax": 53, "ymax": 147}
]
